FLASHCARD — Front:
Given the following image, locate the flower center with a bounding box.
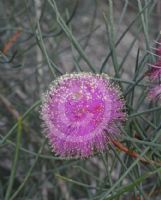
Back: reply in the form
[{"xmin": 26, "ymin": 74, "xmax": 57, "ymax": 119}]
[{"xmin": 65, "ymin": 90, "xmax": 105, "ymax": 125}]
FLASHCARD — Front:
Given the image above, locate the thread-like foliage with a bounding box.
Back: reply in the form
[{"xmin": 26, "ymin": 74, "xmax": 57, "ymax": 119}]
[{"xmin": 0, "ymin": 0, "xmax": 161, "ymax": 200}]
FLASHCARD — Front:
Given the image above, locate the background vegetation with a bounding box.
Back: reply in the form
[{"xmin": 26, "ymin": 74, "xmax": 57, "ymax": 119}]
[{"xmin": 1, "ymin": 0, "xmax": 161, "ymax": 199}]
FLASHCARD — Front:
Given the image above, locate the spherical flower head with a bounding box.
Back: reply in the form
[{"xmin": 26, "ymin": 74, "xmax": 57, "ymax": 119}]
[
  {"xmin": 148, "ymin": 84, "xmax": 161, "ymax": 101},
  {"xmin": 40, "ymin": 73, "xmax": 126, "ymax": 159}
]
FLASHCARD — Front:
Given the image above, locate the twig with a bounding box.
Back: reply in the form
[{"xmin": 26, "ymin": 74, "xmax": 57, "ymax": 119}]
[
  {"xmin": 0, "ymin": 94, "xmax": 19, "ymax": 119},
  {"xmin": 2, "ymin": 30, "xmax": 21, "ymax": 55},
  {"xmin": 0, "ymin": 94, "xmax": 37, "ymax": 141},
  {"xmin": 112, "ymin": 140, "xmax": 161, "ymax": 166}
]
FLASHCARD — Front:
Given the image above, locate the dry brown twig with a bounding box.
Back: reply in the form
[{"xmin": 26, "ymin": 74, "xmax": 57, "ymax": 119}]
[{"xmin": 2, "ymin": 30, "xmax": 22, "ymax": 55}]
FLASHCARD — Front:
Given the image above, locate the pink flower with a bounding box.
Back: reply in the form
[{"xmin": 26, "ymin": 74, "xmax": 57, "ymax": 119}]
[
  {"xmin": 146, "ymin": 41, "xmax": 161, "ymax": 80},
  {"xmin": 40, "ymin": 73, "xmax": 126, "ymax": 158},
  {"xmin": 146, "ymin": 41, "xmax": 161, "ymax": 101},
  {"xmin": 147, "ymin": 61, "xmax": 161, "ymax": 80},
  {"xmin": 148, "ymin": 84, "xmax": 161, "ymax": 101}
]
